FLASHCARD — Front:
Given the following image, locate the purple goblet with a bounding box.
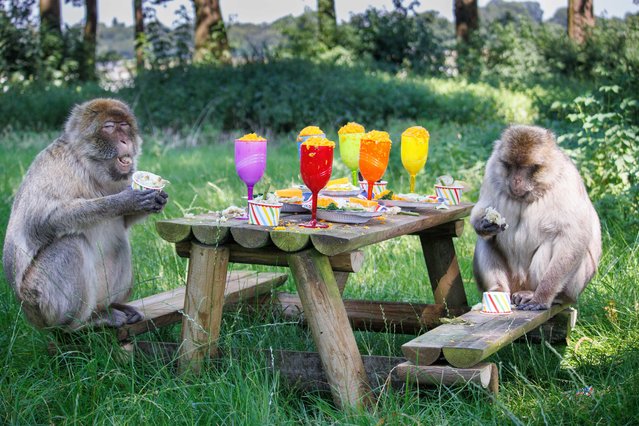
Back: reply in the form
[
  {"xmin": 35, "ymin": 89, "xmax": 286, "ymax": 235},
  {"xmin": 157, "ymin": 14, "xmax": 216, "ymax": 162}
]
[{"xmin": 235, "ymin": 138, "xmax": 267, "ymax": 216}]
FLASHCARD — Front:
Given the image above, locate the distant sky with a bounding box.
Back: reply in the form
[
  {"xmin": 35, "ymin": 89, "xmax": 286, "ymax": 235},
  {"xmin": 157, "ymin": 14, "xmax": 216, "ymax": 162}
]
[{"xmin": 61, "ymin": 0, "xmax": 638, "ymax": 27}]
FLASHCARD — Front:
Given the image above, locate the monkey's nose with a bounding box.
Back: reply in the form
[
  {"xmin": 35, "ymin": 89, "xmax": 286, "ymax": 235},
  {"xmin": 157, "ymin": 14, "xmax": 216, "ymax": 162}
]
[{"xmin": 120, "ymin": 139, "xmax": 128, "ymax": 146}]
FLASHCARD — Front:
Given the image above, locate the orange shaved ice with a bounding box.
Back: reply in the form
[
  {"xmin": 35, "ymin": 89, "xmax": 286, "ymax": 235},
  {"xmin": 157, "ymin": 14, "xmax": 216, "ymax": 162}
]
[
  {"xmin": 298, "ymin": 126, "xmax": 324, "ymax": 137},
  {"xmin": 362, "ymin": 130, "xmax": 392, "ymax": 144},
  {"xmin": 237, "ymin": 133, "xmax": 267, "ymax": 142},
  {"xmin": 302, "ymin": 136, "xmax": 335, "ymax": 148},
  {"xmin": 402, "ymin": 126, "xmax": 430, "ymax": 140},
  {"xmin": 338, "ymin": 122, "xmax": 365, "ymax": 135}
]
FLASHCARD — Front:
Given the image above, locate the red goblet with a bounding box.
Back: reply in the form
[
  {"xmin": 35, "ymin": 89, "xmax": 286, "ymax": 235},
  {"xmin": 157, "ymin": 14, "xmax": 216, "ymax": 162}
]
[{"xmin": 299, "ymin": 138, "xmax": 334, "ymax": 228}]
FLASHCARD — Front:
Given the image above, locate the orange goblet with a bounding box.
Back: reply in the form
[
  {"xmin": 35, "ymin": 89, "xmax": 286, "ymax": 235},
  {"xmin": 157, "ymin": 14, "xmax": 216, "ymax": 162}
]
[{"xmin": 359, "ymin": 130, "xmax": 392, "ymax": 200}]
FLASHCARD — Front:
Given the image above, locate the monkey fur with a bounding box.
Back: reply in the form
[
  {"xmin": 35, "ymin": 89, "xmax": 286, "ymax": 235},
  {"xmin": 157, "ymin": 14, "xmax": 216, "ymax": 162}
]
[
  {"xmin": 470, "ymin": 125, "xmax": 601, "ymax": 310},
  {"xmin": 3, "ymin": 98, "xmax": 168, "ymax": 331}
]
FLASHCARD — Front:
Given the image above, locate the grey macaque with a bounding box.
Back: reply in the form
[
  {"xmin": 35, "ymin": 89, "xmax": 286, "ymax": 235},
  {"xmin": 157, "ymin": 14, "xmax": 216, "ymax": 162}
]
[
  {"xmin": 470, "ymin": 125, "xmax": 601, "ymax": 310},
  {"xmin": 3, "ymin": 98, "xmax": 168, "ymax": 330}
]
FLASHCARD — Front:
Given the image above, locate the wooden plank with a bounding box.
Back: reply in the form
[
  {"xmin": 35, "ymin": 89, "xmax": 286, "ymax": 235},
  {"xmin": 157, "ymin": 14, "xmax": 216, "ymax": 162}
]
[
  {"xmin": 310, "ymin": 204, "xmax": 473, "ymax": 256},
  {"xmin": 178, "ymin": 243, "xmax": 229, "ymax": 375},
  {"xmin": 288, "ymin": 248, "xmax": 371, "ymax": 409},
  {"xmin": 165, "ymin": 204, "xmax": 472, "ymax": 257},
  {"xmin": 411, "ymin": 220, "xmax": 465, "ymax": 238},
  {"xmin": 270, "ymin": 230, "xmax": 311, "ymax": 252},
  {"xmin": 174, "ymin": 243, "xmax": 365, "ymax": 273},
  {"xmin": 519, "ymin": 307, "xmax": 577, "ymax": 344},
  {"xmin": 420, "ymin": 234, "xmax": 468, "ymax": 308},
  {"xmin": 117, "ymin": 271, "xmax": 288, "ymax": 341},
  {"xmin": 192, "ymin": 223, "xmax": 230, "ymax": 245},
  {"xmin": 334, "ymin": 271, "xmax": 349, "ymax": 295},
  {"xmin": 155, "ymin": 218, "xmax": 194, "ymax": 243},
  {"xmin": 395, "ymin": 361, "xmax": 497, "ymax": 392},
  {"xmin": 402, "ymin": 304, "xmax": 570, "ymax": 368},
  {"xmin": 230, "ymin": 227, "xmax": 272, "ymax": 248},
  {"xmin": 272, "ymin": 292, "xmax": 469, "ymax": 334}
]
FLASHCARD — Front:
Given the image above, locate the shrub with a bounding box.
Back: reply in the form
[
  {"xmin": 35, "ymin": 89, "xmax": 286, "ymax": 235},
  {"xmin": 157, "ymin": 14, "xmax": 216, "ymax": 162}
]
[{"xmin": 556, "ymin": 85, "xmax": 639, "ymax": 228}]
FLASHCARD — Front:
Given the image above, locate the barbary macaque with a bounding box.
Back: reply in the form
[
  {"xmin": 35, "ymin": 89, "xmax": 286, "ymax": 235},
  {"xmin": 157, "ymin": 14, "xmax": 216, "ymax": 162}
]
[
  {"xmin": 470, "ymin": 125, "xmax": 601, "ymax": 310},
  {"xmin": 3, "ymin": 98, "xmax": 168, "ymax": 330}
]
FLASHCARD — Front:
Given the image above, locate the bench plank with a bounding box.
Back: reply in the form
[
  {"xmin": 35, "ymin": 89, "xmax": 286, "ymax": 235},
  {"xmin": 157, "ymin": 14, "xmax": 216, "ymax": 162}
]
[
  {"xmin": 117, "ymin": 270, "xmax": 287, "ymax": 341},
  {"xmin": 402, "ymin": 304, "xmax": 570, "ymax": 368}
]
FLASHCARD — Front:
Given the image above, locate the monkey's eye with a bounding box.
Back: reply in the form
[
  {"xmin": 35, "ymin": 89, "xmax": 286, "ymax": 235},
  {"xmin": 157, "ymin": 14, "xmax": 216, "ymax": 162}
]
[
  {"xmin": 119, "ymin": 122, "xmax": 130, "ymax": 130},
  {"xmin": 102, "ymin": 122, "xmax": 116, "ymax": 134}
]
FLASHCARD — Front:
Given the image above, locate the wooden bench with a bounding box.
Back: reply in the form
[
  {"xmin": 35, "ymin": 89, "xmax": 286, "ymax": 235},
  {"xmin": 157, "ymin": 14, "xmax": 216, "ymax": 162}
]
[
  {"xmin": 402, "ymin": 304, "xmax": 575, "ymax": 368},
  {"xmin": 116, "ymin": 270, "xmax": 288, "ymax": 341}
]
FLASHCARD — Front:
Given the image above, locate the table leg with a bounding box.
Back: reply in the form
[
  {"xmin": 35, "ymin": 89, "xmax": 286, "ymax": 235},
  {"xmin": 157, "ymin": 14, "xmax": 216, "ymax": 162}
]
[
  {"xmin": 288, "ymin": 248, "xmax": 371, "ymax": 409},
  {"xmin": 419, "ymin": 231, "xmax": 468, "ymax": 308},
  {"xmin": 178, "ymin": 242, "xmax": 230, "ymax": 375},
  {"xmin": 334, "ymin": 271, "xmax": 349, "ymax": 295}
]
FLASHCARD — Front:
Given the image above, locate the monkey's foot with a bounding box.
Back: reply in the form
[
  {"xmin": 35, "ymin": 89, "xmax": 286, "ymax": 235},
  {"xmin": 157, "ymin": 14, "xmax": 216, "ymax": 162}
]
[
  {"xmin": 517, "ymin": 302, "xmax": 550, "ymax": 311},
  {"xmin": 512, "ymin": 290, "xmax": 535, "ymax": 306},
  {"xmin": 110, "ymin": 303, "xmax": 145, "ymax": 324}
]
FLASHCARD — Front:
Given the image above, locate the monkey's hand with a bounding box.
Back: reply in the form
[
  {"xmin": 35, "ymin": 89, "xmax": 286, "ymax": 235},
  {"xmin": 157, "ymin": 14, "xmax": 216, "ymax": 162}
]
[
  {"xmin": 474, "ymin": 217, "xmax": 507, "ymax": 237},
  {"xmin": 119, "ymin": 188, "xmax": 168, "ymax": 214},
  {"xmin": 513, "ymin": 291, "xmax": 551, "ymax": 310}
]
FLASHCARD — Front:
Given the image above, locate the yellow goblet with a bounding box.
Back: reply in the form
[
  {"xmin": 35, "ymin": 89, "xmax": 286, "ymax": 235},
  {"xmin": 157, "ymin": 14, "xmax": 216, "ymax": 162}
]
[{"xmin": 401, "ymin": 126, "xmax": 430, "ymax": 193}]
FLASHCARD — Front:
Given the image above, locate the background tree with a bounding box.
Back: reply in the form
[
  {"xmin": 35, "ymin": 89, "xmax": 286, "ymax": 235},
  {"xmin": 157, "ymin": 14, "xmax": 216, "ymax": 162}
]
[
  {"xmin": 81, "ymin": 0, "xmax": 97, "ymax": 80},
  {"xmin": 455, "ymin": 0, "xmax": 479, "ymax": 42},
  {"xmin": 40, "ymin": 0, "xmax": 63, "ymax": 70},
  {"xmin": 568, "ymin": 0, "xmax": 594, "ymax": 43},
  {"xmin": 317, "ymin": 0, "xmax": 336, "ymax": 48},
  {"xmin": 134, "ymin": 0, "xmax": 144, "ymax": 71},
  {"xmin": 193, "ymin": 0, "xmax": 230, "ymax": 63}
]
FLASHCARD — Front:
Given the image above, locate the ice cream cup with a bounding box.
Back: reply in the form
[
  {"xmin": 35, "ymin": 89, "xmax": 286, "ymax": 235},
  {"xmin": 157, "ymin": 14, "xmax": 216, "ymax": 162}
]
[
  {"xmin": 132, "ymin": 171, "xmax": 167, "ymax": 191},
  {"xmin": 481, "ymin": 292, "xmax": 512, "ymax": 314},
  {"xmin": 435, "ymin": 184, "xmax": 463, "ymax": 205},
  {"xmin": 358, "ymin": 180, "xmax": 387, "ymax": 198},
  {"xmin": 247, "ymin": 200, "xmax": 283, "ymax": 226}
]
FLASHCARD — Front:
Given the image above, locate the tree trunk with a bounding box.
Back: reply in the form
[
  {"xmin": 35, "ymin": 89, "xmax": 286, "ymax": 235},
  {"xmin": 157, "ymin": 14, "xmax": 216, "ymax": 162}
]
[
  {"xmin": 134, "ymin": 0, "xmax": 145, "ymax": 72},
  {"xmin": 318, "ymin": 0, "xmax": 337, "ymax": 48},
  {"xmin": 454, "ymin": 0, "xmax": 479, "ymax": 43},
  {"xmin": 40, "ymin": 0, "xmax": 62, "ymax": 34},
  {"xmin": 568, "ymin": 0, "xmax": 595, "ymax": 44},
  {"xmin": 40, "ymin": 0, "xmax": 63, "ymax": 69},
  {"xmin": 81, "ymin": 0, "xmax": 98, "ymax": 81},
  {"xmin": 193, "ymin": 0, "xmax": 230, "ymax": 63}
]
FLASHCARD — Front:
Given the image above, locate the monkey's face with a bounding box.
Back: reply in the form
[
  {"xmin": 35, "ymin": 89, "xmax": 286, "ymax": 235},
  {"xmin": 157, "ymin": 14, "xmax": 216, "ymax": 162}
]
[
  {"xmin": 497, "ymin": 126, "xmax": 557, "ymax": 203},
  {"xmin": 95, "ymin": 118, "xmax": 138, "ymax": 181}
]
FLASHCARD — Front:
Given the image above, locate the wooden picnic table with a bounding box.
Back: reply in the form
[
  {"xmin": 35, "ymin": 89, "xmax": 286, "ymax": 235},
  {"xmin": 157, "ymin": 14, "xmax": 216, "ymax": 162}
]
[{"xmin": 155, "ymin": 202, "xmax": 474, "ymax": 408}]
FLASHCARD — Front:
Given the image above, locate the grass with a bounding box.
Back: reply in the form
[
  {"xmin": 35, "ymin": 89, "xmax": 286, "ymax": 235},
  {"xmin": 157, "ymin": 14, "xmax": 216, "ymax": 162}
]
[{"xmin": 1, "ymin": 113, "xmax": 638, "ymax": 424}]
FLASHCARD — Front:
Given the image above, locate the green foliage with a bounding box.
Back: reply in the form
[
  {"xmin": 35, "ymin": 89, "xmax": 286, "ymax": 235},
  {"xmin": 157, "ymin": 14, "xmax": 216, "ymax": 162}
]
[{"xmin": 556, "ymin": 86, "xmax": 639, "ymax": 229}]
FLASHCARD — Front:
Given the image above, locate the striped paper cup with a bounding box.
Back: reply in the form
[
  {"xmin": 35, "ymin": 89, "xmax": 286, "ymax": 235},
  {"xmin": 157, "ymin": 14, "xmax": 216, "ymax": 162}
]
[
  {"xmin": 481, "ymin": 292, "xmax": 512, "ymax": 314},
  {"xmin": 358, "ymin": 180, "xmax": 387, "ymax": 198},
  {"xmin": 435, "ymin": 184, "xmax": 463, "ymax": 205},
  {"xmin": 247, "ymin": 200, "xmax": 283, "ymax": 226}
]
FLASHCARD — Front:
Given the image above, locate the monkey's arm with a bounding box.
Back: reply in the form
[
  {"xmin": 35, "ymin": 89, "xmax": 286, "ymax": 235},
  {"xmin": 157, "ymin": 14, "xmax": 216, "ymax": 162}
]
[{"xmin": 42, "ymin": 189, "xmax": 165, "ymax": 238}]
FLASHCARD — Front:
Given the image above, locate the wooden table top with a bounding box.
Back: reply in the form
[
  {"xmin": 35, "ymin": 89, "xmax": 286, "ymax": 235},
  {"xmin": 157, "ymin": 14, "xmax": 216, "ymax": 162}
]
[{"xmin": 156, "ymin": 203, "xmax": 473, "ymax": 256}]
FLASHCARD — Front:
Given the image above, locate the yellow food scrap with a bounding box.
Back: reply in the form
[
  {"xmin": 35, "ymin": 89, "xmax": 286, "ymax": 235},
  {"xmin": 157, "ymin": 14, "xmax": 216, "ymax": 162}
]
[
  {"xmin": 338, "ymin": 122, "xmax": 365, "ymax": 135},
  {"xmin": 327, "ymin": 177, "xmax": 349, "ymax": 186},
  {"xmin": 275, "ymin": 188, "xmax": 303, "ymax": 198},
  {"xmin": 237, "ymin": 132, "xmax": 267, "ymax": 142},
  {"xmin": 302, "ymin": 136, "xmax": 335, "ymax": 148},
  {"xmin": 374, "ymin": 189, "xmax": 392, "ymax": 200},
  {"xmin": 348, "ymin": 197, "xmax": 378, "ymax": 208},
  {"xmin": 317, "ymin": 197, "xmax": 337, "ymax": 208},
  {"xmin": 402, "ymin": 126, "xmax": 430, "ymax": 141},
  {"xmin": 362, "ymin": 130, "xmax": 392, "ymax": 144},
  {"xmin": 273, "ymin": 226, "xmax": 286, "ymax": 231}
]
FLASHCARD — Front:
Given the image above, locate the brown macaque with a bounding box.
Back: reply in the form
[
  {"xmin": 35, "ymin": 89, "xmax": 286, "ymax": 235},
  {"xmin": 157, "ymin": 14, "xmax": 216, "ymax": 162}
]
[
  {"xmin": 470, "ymin": 125, "xmax": 601, "ymax": 310},
  {"xmin": 3, "ymin": 98, "xmax": 168, "ymax": 331}
]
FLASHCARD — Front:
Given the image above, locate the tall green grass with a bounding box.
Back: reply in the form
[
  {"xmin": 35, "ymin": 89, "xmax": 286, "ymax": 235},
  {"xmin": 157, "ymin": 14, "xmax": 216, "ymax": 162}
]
[{"xmin": 1, "ymin": 121, "xmax": 638, "ymax": 423}]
